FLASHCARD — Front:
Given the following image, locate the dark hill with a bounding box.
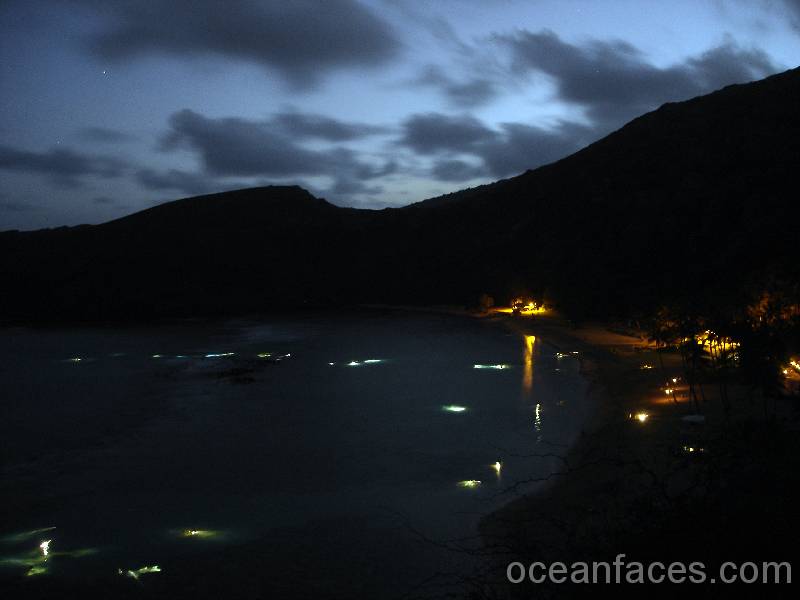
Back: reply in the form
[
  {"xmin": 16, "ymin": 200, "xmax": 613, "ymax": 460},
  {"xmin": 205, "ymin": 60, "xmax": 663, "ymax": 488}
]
[{"xmin": 2, "ymin": 67, "xmax": 799, "ymax": 322}]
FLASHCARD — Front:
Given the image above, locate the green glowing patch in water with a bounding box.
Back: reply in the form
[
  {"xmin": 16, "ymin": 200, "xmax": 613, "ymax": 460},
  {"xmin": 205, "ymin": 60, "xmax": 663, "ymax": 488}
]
[
  {"xmin": 0, "ymin": 527, "xmax": 56, "ymax": 544},
  {"xmin": 120, "ymin": 565, "xmax": 161, "ymax": 580},
  {"xmin": 257, "ymin": 352, "xmax": 271, "ymax": 358},
  {"xmin": 442, "ymin": 405, "xmax": 467, "ymax": 413},
  {"xmin": 0, "ymin": 556, "xmax": 43, "ymax": 568},
  {"xmin": 181, "ymin": 529, "xmax": 218, "ymax": 539},
  {"xmin": 458, "ymin": 480, "xmax": 482, "ymax": 488},
  {"xmin": 54, "ymin": 548, "xmax": 98, "ymax": 558},
  {"xmin": 25, "ymin": 565, "xmax": 47, "ymax": 577}
]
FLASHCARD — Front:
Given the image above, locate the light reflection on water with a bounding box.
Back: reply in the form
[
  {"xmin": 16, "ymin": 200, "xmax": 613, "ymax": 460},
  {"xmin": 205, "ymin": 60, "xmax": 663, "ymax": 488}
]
[{"xmin": 1, "ymin": 314, "xmax": 589, "ymax": 595}]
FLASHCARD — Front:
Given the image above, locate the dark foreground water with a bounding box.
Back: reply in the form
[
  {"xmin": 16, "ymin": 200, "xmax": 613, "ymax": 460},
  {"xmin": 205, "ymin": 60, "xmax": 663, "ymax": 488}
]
[{"xmin": 0, "ymin": 311, "xmax": 588, "ymax": 599}]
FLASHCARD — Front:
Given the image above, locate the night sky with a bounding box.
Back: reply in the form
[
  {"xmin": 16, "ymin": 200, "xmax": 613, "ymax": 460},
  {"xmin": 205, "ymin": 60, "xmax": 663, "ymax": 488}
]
[{"xmin": 1, "ymin": 1, "xmax": 799, "ymax": 230}]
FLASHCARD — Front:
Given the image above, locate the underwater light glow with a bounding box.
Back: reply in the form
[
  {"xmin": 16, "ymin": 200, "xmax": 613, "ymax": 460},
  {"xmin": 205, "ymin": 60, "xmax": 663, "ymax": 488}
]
[
  {"xmin": 257, "ymin": 353, "xmax": 271, "ymax": 358},
  {"xmin": 442, "ymin": 405, "xmax": 467, "ymax": 412},
  {"xmin": 120, "ymin": 565, "xmax": 161, "ymax": 580},
  {"xmin": 363, "ymin": 359, "xmax": 382, "ymax": 364},
  {"xmin": 491, "ymin": 461, "xmax": 502, "ymax": 475},
  {"xmin": 473, "ymin": 364, "xmax": 510, "ymax": 370},
  {"xmin": 26, "ymin": 565, "xmax": 47, "ymax": 577},
  {"xmin": 347, "ymin": 361, "xmax": 361, "ymax": 366},
  {"xmin": 1, "ymin": 527, "xmax": 56, "ymax": 544},
  {"xmin": 205, "ymin": 352, "xmax": 235, "ymax": 358},
  {"xmin": 39, "ymin": 540, "xmax": 50, "ymax": 558},
  {"xmin": 181, "ymin": 529, "xmax": 217, "ymax": 539},
  {"xmin": 458, "ymin": 480, "xmax": 481, "ymax": 488}
]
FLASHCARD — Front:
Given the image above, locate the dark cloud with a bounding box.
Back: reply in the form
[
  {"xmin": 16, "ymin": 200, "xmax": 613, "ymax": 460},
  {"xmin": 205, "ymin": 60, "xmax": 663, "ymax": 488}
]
[
  {"xmin": 136, "ymin": 168, "xmax": 246, "ymax": 197},
  {"xmin": 159, "ymin": 109, "xmax": 394, "ymax": 198},
  {"xmin": 500, "ymin": 30, "xmax": 777, "ymax": 130},
  {"xmin": 783, "ymin": 0, "xmax": 800, "ymax": 29},
  {"xmin": 415, "ymin": 66, "xmax": 498, "ymax": 108},
  {"xmin": 79, "ymin": 126, "xmax": 137, "ymax": 143},
  {"xmin": 399, "ymin": 112, "xmax": 593, "ymax": 179},
  {"xmin": 163, "ymin": 109, "xmax": 327, "ymax": 177},
  {"xmin": 92, "ymin": 196, "xmax": 115, "ymax": 204},
  {"xmin": 273, "ymin": 112, "xmax": 390, "ymax": 141},
  {"xmin": 0, "ymin": 144, "xmax": 127, "ymax": 187},
  {"xmin": 329, "ymin": 177, "xmax": 383, "ymax": 197},
  {"xmin": 1, "ymin": 200, "xmax": 36, "ymax": 212},
  {"xmin": 399, "ymin": 113, "xmax": 497, "ymax": 154},
  {"xmin": 477, "ymin": 121, "xmax": 593, "ymax": 178},
  {"xmin": 430, "ymin": 159, "xmax": 487, "ymax": 182},
  {"xmin": 84, "ymin": 0, "xmax": 400, "ymax": 88}
]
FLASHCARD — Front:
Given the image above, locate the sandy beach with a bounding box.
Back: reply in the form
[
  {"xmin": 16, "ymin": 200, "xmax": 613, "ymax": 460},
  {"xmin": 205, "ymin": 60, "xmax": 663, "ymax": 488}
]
[{"xmin": 469, "ymin": 311, "xmax": 799, "ymax": 597}]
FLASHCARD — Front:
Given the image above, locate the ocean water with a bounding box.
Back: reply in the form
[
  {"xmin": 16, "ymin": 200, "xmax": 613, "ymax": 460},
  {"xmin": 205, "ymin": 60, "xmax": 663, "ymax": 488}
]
[{"xmin": 0, "ymin": 311, "xmax": 588, "ymax": 598}]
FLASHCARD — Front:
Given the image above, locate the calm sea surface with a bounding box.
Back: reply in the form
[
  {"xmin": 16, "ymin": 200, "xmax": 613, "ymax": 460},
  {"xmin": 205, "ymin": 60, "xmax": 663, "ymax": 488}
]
[{"xmin": 1, "ymin": 311, "xmax": 589, "ymax": 598}]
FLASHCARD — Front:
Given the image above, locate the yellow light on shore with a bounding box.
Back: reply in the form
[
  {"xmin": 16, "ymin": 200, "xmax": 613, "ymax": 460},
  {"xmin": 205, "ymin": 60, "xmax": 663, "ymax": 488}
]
[{"xmin": 629, "ymin": 411, "xmax": 649, "ymax": 423}]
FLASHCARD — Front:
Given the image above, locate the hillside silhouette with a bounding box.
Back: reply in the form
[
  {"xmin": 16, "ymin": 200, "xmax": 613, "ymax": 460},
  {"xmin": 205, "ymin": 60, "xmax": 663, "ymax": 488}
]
[{"xmin": 2, "ymin": 67, "xmax": 799, "ymax": 322}]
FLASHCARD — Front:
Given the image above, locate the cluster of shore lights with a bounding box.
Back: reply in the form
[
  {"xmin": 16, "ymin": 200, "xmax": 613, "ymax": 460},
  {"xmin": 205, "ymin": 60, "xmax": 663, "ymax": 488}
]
[
  {"xmin": 784, "ymin": 359, "xmax": 800, "ymax": 376},
  {"xmin": 495, "ymin": 301, "xmax": 547, "ymax": 315},
  {"xmin": 694, "ymin": 330, "xmax": 740, "ymax": 354},
  {"xmin": 474, "ymin": 363, "xmax": 511, "ymax": 370},
  {"xmin": 640, "ymin": 363, "xmax": 654, "ymax": 370},
  {"xmin": 629, "ymin": 411, "xmax": 650, "ymax": 423}
]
